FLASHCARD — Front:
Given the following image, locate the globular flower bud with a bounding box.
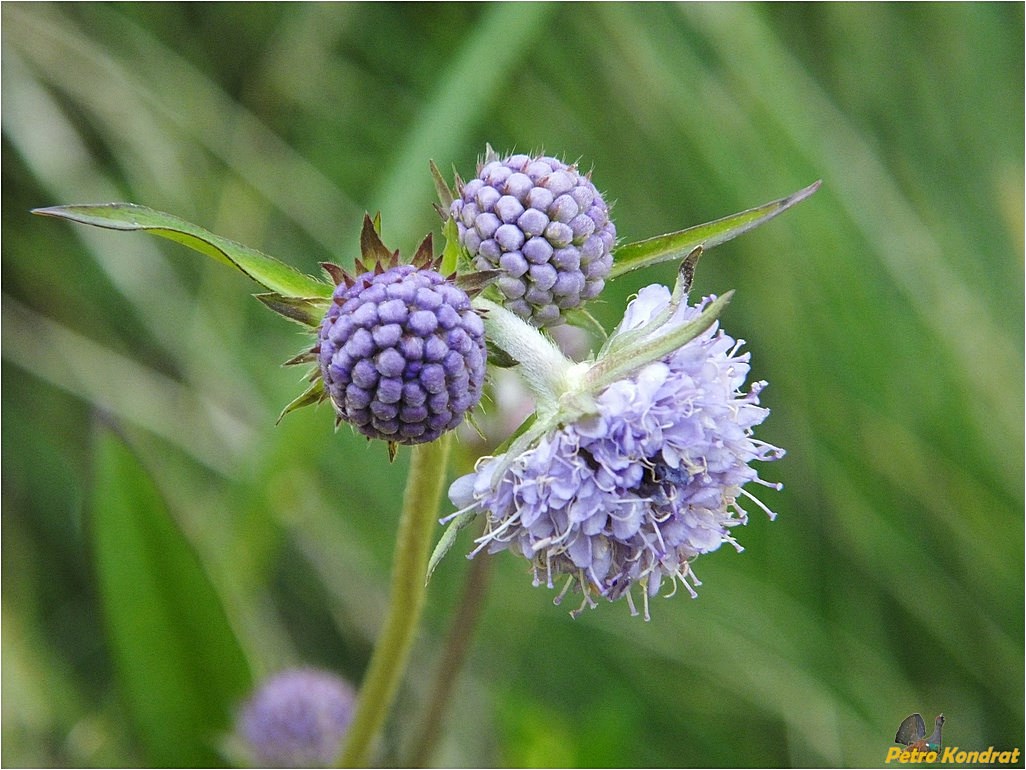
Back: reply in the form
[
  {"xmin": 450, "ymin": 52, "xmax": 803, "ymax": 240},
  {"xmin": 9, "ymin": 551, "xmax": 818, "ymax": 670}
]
[
  {"xmin": 316, "ymin": 217, "xmax": 487, "ymax": 448},
  {"xmin": 451, "ymin": 149, "xmax": 616, "ymax": 327},
  {"xmin": 236, "ymin": 668, "xmax": 356, "ymax": 768}
]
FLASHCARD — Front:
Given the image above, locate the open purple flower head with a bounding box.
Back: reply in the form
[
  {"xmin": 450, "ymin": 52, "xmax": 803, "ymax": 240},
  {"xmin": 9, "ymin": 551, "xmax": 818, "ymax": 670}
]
[
  {"xmin": 236, "ymin": 667, "xmax": 356, "ymax": 768},
  {"xmin": 448, "ymin": 284, "xmax": 784, "ymax": 619}
]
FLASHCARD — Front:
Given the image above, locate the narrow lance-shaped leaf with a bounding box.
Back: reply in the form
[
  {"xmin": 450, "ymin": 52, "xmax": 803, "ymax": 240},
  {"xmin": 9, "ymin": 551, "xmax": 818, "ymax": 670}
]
[
  {"xmin": 33, "ymin": 203, "xmax": 332, "ymax": 299},
  {"xmin": 584, "ymin": 291, "xmax": 734, "ymax": 393},
  {"xmin": 91, "ymin": 424, "xmax": 252, "ymax": 767},
  {"xmin": 561, "ymin": 306, "xmax": 609, "ymax": 343},
  {"xmin": 426, "ymin": 405, "xmax": 551, "ymax": 581},
  {"xmin": 438, "ymin": 214, "xmax": 464, "ymax": 276},
  {"xmin": 599, "ymin": 247, "xmax": 702, "ymax": 360},
  {"xmin": 426, "ymin": 509, "xmax": 478, "ymax": 582},
  {"xmin": 429, "ymin": 159, "xmax": 456, "ymax": 209},
  {"xmin": 609, "ymin": 180, "xmax": 821, "ymax": 278}
]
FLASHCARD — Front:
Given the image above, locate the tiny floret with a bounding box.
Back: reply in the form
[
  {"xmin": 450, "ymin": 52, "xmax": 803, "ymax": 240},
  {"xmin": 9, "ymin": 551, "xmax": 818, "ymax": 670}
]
[
  {"xmin": 316, "ymin": 218, "xmax": 487, "ymax": 446},
  {"xmin": 236, "ymin": 667, "xmax": 356, "ymax": 768},
  {"xmin": 451, "ymin": 149, "xmax": 616, "ymax": 327},
  {"xmin": 448, "ymin": 285, "xmax": 784, "ymax": 619}
]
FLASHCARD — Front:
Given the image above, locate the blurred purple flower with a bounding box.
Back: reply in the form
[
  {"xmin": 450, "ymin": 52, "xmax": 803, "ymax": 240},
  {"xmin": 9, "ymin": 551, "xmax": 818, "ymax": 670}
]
[{"xmin": 236, "ymin": 668, "xmax": 356, "ymax": 768}]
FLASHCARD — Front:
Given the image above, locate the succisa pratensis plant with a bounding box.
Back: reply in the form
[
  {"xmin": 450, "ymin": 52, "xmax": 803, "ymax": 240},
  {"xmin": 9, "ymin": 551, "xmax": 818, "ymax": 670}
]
[
  {"xmin": 233, "ymin": 668, "xmax": 357, "ymax": 768},
  {"xmin": 33, "ymin": 147, "xmax": 818, "ymax": 767}
]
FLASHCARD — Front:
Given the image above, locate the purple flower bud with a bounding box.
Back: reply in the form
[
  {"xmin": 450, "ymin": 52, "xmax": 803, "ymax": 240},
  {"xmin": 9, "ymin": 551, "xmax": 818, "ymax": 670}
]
[
  {"xmin": 526, "ymin": 186, "xmax": 554, "ymax": 211},
  {"xmin": 494, "ymin": 195, "xmax": 525, "ymax": 223},
  {"xmin": 318, "ymin": 263, "xmax": 486, "ymax": 445},
  {"xmin": 517, "ymin": 208, "xmax": 549, "ymax": 238},
  {"xmin": 451, "ymin": 150, "xmax": 616, "ymax": 327},
  {"xmin": 474, "ymin": 212, "xmax": 501, "ymax": 239},
  {"xmin": 549, "ymin": 194, "xmax": 579, "ymax": 224},
  {"xmin": 499, "ymin": 275, "xmax": 528, "ymax": 299},
  {"xmin": 528, "ymin": 263, "xmax": 558, "ymax": 291},
  {"xmin": 499, "ymin": 250, "xmax": 529, "ymax": 278},
  {"xmin": 494, "ymin": 223, "xmax": 526, "ymax": 251},
  {"xmin": 544, "ymin": 221, "xmax": 574, "ymax": 248}
]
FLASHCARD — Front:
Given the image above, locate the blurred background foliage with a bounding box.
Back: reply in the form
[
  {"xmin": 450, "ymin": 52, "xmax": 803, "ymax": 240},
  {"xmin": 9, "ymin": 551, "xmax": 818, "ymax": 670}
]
[{"xmin": 2, "ymin": 2, "xmax": 1022, "ymax": 767}]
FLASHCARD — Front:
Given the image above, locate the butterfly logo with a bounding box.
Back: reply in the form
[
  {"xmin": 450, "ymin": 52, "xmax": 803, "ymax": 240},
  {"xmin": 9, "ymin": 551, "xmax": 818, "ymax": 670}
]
[{"xmin": 894, "ymin": 713, "xmax": 946, "ymax": 752}]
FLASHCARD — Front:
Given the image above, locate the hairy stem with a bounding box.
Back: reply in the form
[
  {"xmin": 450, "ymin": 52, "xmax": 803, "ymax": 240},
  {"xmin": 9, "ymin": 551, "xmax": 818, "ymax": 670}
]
[{"xmin": 338, "ymin": 435, "xmax": 453, "ymax": 767}]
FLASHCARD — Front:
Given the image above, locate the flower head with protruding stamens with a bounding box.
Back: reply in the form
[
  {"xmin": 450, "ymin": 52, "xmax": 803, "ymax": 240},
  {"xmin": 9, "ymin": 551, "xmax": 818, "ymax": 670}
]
[{"xmin": 448, "ymin": 282, "xmax": 783, "ymax": 619}]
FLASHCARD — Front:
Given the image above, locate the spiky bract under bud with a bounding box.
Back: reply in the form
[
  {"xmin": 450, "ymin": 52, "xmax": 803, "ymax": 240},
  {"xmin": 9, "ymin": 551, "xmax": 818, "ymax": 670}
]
[{"xmin": 451, "ymin": 150, "xmax": 616, "ymax": 327}]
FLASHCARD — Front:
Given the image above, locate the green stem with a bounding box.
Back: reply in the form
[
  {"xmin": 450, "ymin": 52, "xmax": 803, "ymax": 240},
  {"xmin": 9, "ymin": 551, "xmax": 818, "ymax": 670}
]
[
  {"xmin": 338, "ymin": 435, "xmax": 453, "ymax": 767},
  {"xmin": 406, "ymin": 544, "xmax": 493, "ymax": 767}
]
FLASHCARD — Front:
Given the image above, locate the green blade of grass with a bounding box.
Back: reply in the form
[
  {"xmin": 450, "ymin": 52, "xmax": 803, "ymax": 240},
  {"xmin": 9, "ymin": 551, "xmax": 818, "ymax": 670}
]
[
  {"xmin": 370, "ymin": 3, "xmax": 557, "ymax": 239},
  {"xmin": 92, "ymin": 425, "xmax": 252, "ymax": 766}
]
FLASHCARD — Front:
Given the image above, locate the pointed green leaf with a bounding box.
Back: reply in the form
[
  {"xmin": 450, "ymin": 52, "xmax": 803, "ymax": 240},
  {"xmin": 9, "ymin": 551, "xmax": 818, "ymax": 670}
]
[
  {"xmin": 283, "ymin": 349, "xmax": 319, "ymax": 367},
  {"xmin": 254, "ymin": 293, "xmax": 329, "ymax": 327},
  {"xmin": 454, "ymin": 269, "xmax": 501, "ymax": 298},
  {"xmin": 426, "ymin": 509, "xmax": 478, "ymax": 582},
  {"xmin": 586, "ymin": 291, "xmax": 734, "ymax": 392},
  {"xmin": 33, "ymin": 203, "xmax": 332, "ymax": 299},
  {"xmin": 429, "ymin": 160, "xmax": 455, "ymax": 209},
  {"xmin": 599, "ymin": 247, "xmax": 702, "ymax": 360},
  {"xmin": 609, "ymin": 180, "xmax": 821, "ymax": 278},
  {"xmin": 91, "ymin": 425, "xmax": 252, "ymax": 767},
  {"xmin": 439, "ymin": 214, "xmax": 463, "ymax": 276}
]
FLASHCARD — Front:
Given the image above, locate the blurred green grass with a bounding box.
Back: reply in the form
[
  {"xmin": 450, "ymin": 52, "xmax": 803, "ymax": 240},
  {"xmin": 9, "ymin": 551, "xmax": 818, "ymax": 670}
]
[{"xmin": 2, "ymin": 2, "xmax": 1022, "ymax": 767}]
